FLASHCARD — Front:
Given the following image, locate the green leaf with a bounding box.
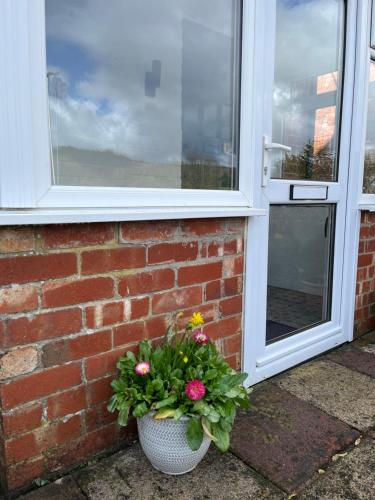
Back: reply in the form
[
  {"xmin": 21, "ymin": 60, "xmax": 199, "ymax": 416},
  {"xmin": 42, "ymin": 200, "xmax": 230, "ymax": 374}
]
[
  {"xmin": 205, "ymin": 369, "xmax": 218, "ymax": 380},
  {"xmin": 133, "ymin": 402, "xmax": 148, "ymax": 418},
  {"xmin": 219, "ymin": 418, "xmax": 232, "ymax": 432},
  {"xmin": 192, "ymin": 400, "xmax": 210, "ymax": 416},
  {"xmin": 154, "ymin": 395, "xmax": 177, "ymax": 409},
  {"xmin": 212, "ymin": 423, "xmax": 230, "ymax": 452},
  {"xmin": 173, "ymin": 407, "xmax": 185, "ymax": 421},
  {"xmin": 139, "ymin": 340, "xmax": 152, "ymax": 361},
  {"xmin": 126, "ymin": 351, "xmax": 136, "ymax": 363},
  {"xmin": 202, "ymin": 417, "xmax": 217, "ymax": 442},
  {"xmin": 186, "ymin": 418, "xmax": 204, "ymax": 451},
  {"xmin": 152, "ymin": 378, "xmax": 164, "ymax": 391},
  {"xmin": 207, "ymin": 407, "xmax": 220, "ymax": 423},
  {"xmin": 107, "ymin": 395, "xmax": 118, "ymax": 413},
  {"xmin": 154, "ymin": 408, "xmax": 176, "ymax": 419},
  {"xmin": 118, "ymin": 406, "xmax": 130, "ymax": 426}
]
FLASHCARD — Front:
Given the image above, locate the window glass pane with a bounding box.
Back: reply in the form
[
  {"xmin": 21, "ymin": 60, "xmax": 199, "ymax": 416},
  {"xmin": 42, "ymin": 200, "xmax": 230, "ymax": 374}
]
[
  {"xmin": 45, "ymin": 0, "xmax": 241, "ymax": 190},
  {"xmin": 363, "ymin": 62, "xmax": 375, "ymax": 194},
  {"xmin": 266, "ymin": 204, "xmax": 335, "ymax": 344},
  {"xmin": 271, "ymin": 0, "xmax": 345, "ymax": 182}
]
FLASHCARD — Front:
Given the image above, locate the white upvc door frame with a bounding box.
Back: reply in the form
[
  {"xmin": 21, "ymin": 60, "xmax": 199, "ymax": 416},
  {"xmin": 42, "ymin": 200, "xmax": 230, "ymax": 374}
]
[{"xmin": 243, "ymin": 0, "xmax": 364, "ymax": 385}]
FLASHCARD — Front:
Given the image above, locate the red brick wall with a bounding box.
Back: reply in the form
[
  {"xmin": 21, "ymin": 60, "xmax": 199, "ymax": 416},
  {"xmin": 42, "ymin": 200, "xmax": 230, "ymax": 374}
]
[
  {"xmin": 0, "ymin": 218, "xmax": 245, "ymax": 493},
  {"xmin": 355, "ymin": 211, "xmax": 375, "ymax": 337}
]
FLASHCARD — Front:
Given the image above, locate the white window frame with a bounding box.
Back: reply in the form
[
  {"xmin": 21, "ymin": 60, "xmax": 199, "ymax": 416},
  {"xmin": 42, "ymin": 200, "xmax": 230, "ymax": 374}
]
[
  {"xmin": 356, "ymin": 0, "xmax": 375, "ymax": 208},
  {"xmin": 0, "ymin": 0, "xmax": 265, "ymax": 224}
]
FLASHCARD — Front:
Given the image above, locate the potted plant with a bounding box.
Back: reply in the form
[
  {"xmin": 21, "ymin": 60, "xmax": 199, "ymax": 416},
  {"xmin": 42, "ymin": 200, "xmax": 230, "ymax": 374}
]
[{"xmin": 108, "ymin": 312, "xmax": 251, "ymax": 475}]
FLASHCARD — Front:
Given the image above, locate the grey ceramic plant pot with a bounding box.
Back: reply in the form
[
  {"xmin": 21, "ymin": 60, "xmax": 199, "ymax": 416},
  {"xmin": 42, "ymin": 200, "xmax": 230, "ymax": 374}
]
[{"xmin": 137, "ymin": 413, "xmax": 211, "ymax": 475}]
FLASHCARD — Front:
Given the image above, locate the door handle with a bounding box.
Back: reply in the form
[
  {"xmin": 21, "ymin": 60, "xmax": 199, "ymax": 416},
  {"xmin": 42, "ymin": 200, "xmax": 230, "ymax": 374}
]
[{"xmin": 262, "ymin": 136, "xmax": 292, "ymax": 186}]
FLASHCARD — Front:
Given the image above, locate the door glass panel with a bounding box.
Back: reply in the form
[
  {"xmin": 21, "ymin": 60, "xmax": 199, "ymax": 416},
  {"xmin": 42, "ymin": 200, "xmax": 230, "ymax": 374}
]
[
  {"xmin": 266, "ymin": 205, "xmax": 335, "ymax": 344},
  {"xmin": 271, "ymin": 0, "xmax": 345, "ymax": 181},
  {"xmin": 363, "ymin": 61, "xmax": 375, "ymax": 194}
]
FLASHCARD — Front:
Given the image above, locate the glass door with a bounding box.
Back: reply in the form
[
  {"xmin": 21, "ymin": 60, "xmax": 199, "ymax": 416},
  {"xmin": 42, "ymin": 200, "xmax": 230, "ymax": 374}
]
[{"xmin": 245, "ymin": 0, "xmax": 354, "ymax": 383}]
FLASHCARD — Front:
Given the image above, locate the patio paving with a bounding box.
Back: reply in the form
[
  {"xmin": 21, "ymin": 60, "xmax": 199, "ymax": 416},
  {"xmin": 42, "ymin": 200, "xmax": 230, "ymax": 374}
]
[{"xmin": 17, "ymin": 331, "xmax": 375, "ymax": 499}]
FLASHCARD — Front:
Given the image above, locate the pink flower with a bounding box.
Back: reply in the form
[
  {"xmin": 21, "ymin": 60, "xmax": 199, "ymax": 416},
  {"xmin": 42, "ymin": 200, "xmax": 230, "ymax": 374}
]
[
  {"xmin": 185, "ymin": 380, "xmax": 206, "ymax": 401},
  {"xmin": 193, "ymin": 330, "xmax": 209, "ymax": 345},
  {"xmin": 135, "ymin": 361, "xmax": 150, "ymax": 376}
]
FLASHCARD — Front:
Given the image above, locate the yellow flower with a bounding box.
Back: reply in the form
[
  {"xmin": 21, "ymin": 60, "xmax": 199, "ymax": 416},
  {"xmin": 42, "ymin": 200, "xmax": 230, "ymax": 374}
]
[
  {"xmin": 183, "ymin": 356, "xmax": 189, "ymax": 363},
  {"xmin": 190, "ymin": 312, "xmax": 204, "ymax": 327}
]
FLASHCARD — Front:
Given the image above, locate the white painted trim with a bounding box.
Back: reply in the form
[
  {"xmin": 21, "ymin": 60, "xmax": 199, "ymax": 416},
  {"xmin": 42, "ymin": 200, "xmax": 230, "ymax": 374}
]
[
  {"xmin": 358, "ymin": 0, "xmax": 375, "ymax": 205},
  {"xmin": 0, "ymin": 0, "xmax": 50, "ymax": 208},
  {"xmin": 0, "ymin": 207, "xmax": 265, "ymax": 226},
  {"xmin": 37, "ymin": 186, "xmax": 251, "ymax": 209}
]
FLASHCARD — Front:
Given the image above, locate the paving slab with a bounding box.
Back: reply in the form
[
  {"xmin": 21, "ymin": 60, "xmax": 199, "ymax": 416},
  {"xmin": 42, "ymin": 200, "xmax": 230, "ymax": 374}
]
[
  {"xmin": 302, "ymin": 438, "xmax": 375, "ymax": 499},
  {"xmin": 18, "ymin": 476, "xmax": 85, "ymax": 500},
  {"xmin": 74, "ymin": 443, "xmax": 284, "ymax": 500},
  {"xmin": 230, "ymin": 383, "xmax": 358, "ymax": 494},
  {"xmin": 354, "ymin": 331, "xmax": 375, "ymax": 354},
  {"xmin": 326, "ymin": 347, "xmax": 375, "ymax": 378},
  {"xmin": 276, "ymin": 360, "xmax": 375, "ymax": 431}
]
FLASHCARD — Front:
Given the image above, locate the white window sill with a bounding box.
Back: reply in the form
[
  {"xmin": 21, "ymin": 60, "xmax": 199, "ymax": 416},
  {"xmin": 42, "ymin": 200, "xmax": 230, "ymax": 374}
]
[
  {"xmin": 358, "ymin": 204, "xmax": 375, "ymax": 212},
  {"xmin": 0, "ymin": 207, "xmax": 266, "ymax": 226}
]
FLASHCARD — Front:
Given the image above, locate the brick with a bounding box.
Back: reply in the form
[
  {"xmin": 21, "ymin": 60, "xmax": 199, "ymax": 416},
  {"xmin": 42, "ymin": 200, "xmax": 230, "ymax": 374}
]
[
  {"xmin": 144, "ymin": 315, "xmax": 168, "ymax": 340},
  {"xmin": 181, "ymin": 218, "xmax": 225, "ymax": 236},
  {"xmin": 0, "ymin": 347, "xmax": 38, "ymax": 380},
  {"xmin": 120, "ymin": 220, "xmax": 177, "ymax": 242},
  {"xmin": 219, "ymin": 295, "xmax": 243, "ymax": 316},
  {"xmin": 358, "ymin": 254, "xmax": 373, "ymax": 268},
  {"xmin": 45, "ymin": 423, "xmax": 120, "ymax": 472},
  {"xmin": 114, "ymin": 321, "xmax": 145, "ymax": 347},
  {"xmin": 2, "ymin": 404, "xmax": 43, "ymax": 437},
  {"xmin": 225, "ymin": 354, "xmax": 240, "ymax": 370},
  {"xmin": 204, "ymin": 315, "xmax": 242, "ymax": 340},
  {"xmin": 226, "ymin": 218, "xmax": 245, "ymax": 233},
  {"xmin": 223, "ymin": 255, "xmax": 244, "ymax": 277},
  {"xmin": 5, "ymin": 432, "xmax": 37, "ymax": 465},
  {"xmin": 47, "ymin": 386, "xmax": 87, "ymax": 419},
  {"xmin": 42, "ymin": 330, "xmax": 112, "ymax": 367},
  {"xmin": 85, "ymin": 401, "xmax": 117, "ymax": 432},
  {"xmin": 85, "ymin": 348, "xmax": 128, "ymax": 381},
  {"xmin": 208, "ymin": 241, "xmax": 223, "ymax": 258},
  {"xmin": 118, "ymin": 269, "xmax": 175, "ymax": 296},
  {"xmin": 0, "ymin": 285, "xmax": 38, "ymax": 315},
  {"xmin": 0, "ymin": 253, "xmax": 77, "ymax": 286},
  {"xmin": 152, "ymin": 286, "xmax": 202, "ymax": 314},
  {"xmin": 6, "ymin": 458, "xmax": 45, "ymax": 491},
  {"xmin": 0, "ymin": 227, "xmax": 35, "ymax": 253},
  {"xmin": 224, "ymin": 239, "xmax": 238, "ymax": 255},
  {"xmin": 224, "ymin": 276, "xmax": 242, "ymax": 297},
  {"xmin": 178, "ymin": 262, "xmax": 222, "ymax": 286},
  {"xmin": 42, "ymin": 277, "xmax": 114, "ymax": 308},
  {"xmin": 34, "ymin": 415, "xmax": 82, "ymax": 453},
  {"xmin": 87, "ymin": 376, "xmax": 113, "ymax": 406},
  {"xmin": 39, "ymin": 223, "xmax": 116, "ymax": 249},
  {"xmin": 0, "ymin": 363, "xmax": 82, "ymax": 409},
  {"xmin": 5, "ymin": 308, "xmax": 82, "ymax": 348},
  {"xmin": 205, "ymin": 280, "xmax": 222, "ymax": 301},
  {"xmin": 224, "ymin": 334, "xmax": 242, "ymax": 355},
  {"xmin": 81, "ymin": 247, "xmax": 146, "ymax": 275},
  {"xmin": 148, "ymin": 242, "xmax": 198, "ymax": 265},
  {"xmin": 365, "ymin": 239, "xmax": 375, "ymax": 253},
  {"xmin": 126, "ymin": 296, "xmax": 149, "ymax": 320},
  {"xmin": 86, "ymin": 301, "xmax": 124, "ymax": 329}
]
